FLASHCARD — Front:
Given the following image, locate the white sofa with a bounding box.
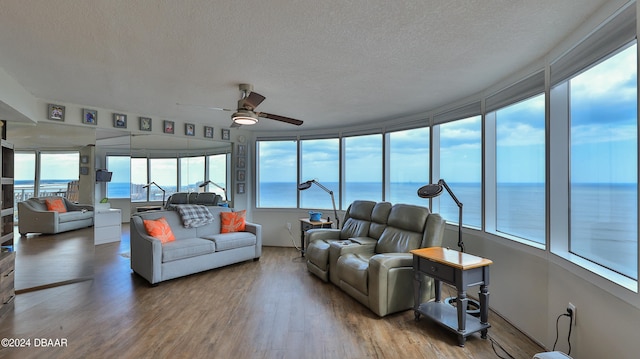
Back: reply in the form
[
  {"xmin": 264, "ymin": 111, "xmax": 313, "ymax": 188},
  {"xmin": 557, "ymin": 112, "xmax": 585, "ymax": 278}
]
[
  {"xmin": 18, "ymin": 197, "xmax": 94, "ymax": 235},
  {"xmin": 130, "ymin": 206, "xmax": 262, "ymax": 285}
]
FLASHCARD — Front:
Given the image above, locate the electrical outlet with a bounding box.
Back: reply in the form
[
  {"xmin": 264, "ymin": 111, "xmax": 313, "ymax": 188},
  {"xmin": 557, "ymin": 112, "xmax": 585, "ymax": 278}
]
[
  {"xmin": 286, "ymin": 222, "xmax": 291, "ymax": 230},
  {"xmin": 567, "ymin": 302, "xmax": 576, "ymax": 325}
]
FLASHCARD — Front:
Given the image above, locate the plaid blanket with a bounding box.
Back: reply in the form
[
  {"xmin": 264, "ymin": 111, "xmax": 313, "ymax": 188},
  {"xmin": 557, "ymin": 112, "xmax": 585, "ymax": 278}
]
[{"xmin": 175, "ymin": 204, "xmax": 214, "ymax": 228}]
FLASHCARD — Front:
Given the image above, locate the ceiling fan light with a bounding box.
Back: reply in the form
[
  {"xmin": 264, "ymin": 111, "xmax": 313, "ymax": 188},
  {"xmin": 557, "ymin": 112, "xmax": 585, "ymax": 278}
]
[{"xmin": 232, "ymin": 111, "xmax": 258, "ymax": 125}]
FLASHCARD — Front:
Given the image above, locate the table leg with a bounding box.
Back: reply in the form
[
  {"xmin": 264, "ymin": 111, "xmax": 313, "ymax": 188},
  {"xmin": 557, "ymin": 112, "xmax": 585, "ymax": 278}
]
[
  {"xmin": 479, "ymin": 284, "xmax": 489, "ymax": 339},
  {"xmin": 434, "ymin": 279, "xmax": 442, "ymax": 302},
  {"xmin": 456, "ymin": 288, "xmax": 468, "ymax": 347},
  {"xmin": 413, "ymin": 270, "xmax": 422, "ymax": 321}
]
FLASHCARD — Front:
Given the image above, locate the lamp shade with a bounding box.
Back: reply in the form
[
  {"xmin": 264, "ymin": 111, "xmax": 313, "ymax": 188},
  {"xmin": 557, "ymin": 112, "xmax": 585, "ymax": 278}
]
[
  {"xmin": 417, "ymin": 183, "xmax": 443, "ymax": 198},
  {"xmin": 297, "ymin": 180, "xmax": 313, "ymax": 190}
]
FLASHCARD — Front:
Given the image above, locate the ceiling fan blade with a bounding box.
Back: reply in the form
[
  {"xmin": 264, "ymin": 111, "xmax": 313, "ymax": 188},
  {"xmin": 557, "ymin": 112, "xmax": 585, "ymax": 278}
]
[
  {"xmin": 242, "ymin": 91, "xmax": 266, "ymax": 110},
  {"xmin": 176, "ymin": 103, "xmax": 233, "ymax": 111},
  {"xmin": 258, "ymin": 112, "xmax": 303, "ymax": 126}
]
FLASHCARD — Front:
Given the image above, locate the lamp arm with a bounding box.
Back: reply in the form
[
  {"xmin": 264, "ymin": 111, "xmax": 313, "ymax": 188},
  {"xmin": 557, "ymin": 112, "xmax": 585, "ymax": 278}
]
[
  {"xmin": 329, "ymin": 191, "xmax": 339, "ymax": 229},
  {"xmin": 311, "ymin": 180, "xmax": 332, "ymax": 194},
  {"xmin": 439, "ymin": 179, "xmax": 464, "ymax": 252},
  {"xmin": 439, "ymin": 179, "xmax": 462, "ymax": 208}
]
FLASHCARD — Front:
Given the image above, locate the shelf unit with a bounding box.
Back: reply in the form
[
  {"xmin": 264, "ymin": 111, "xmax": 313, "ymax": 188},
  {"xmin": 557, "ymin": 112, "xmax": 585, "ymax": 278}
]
[{"xmin": 0, "ymin": 120, "xmax": 15, "ymax": 318}]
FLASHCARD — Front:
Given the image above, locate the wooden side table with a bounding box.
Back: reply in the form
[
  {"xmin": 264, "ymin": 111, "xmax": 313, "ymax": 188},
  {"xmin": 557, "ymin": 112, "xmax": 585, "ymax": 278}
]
[
  {"xmin": 299, "ymin": 218, "xmax": 332, "ymax": 257},
  {"xmin": 411, "ymin": 247, "xmax": 492, "ymax": 347}
]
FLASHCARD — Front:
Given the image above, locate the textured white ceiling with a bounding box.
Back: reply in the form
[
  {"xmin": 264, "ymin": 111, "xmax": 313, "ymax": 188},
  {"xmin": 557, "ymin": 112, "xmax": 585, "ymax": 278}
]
[{"xmin": 0, "ymin": 0, "xmax": 610, "ymax": 132}]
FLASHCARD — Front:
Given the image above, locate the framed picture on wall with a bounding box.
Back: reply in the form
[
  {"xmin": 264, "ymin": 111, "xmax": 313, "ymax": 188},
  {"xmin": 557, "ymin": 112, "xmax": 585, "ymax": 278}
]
[
  {"xmin": 237, "ymin": 157, "xmax": 246, "ymax": 168},
  {"xmin": 237, "ymin": 144, "xmax": 246, "ymax": 156},
  {"xmin": 48, "ymin": 104, "xmax": 65, "ymax": 121},
  {"xmin": 185, "ymin": 123, "xmax": 195, "ymax": 136},
  {"xmin": 82, "ymin": 109, "xmax": 97, "ymax": 125},
  {"xmin": 221, "ymin": 128, "xmax": 230, "ymax": 140},
  {"xmin": 204, "ymin": 126, "xmax": 214, "ymax": 138},
  {"xmin": 237, "ymin": 183, "xmax": 245, "ymax": 194},
  {"xmin": 79, "ymin": 166, "xmax": 89, "ymax": 175},
  {"xmin": 237, "ymin": 170, "xmax": 246, "ymax": 182},
  {"xmin": 164, "ymin": 120, "xmax": 175, "ymax": 134},
  {"xmin": 113, "ymin": 113, "xmax": 127, "ymax": 128},
  {"xmin": 139, "ymin": 117, "xmax": 152, "ymax": 131}
]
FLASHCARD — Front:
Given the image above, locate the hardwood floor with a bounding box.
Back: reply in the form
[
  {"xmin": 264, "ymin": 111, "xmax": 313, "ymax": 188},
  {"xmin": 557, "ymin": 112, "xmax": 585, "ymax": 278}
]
[
  {"xmin": 0, "ymin": 230, "xmax": 544, "ymax": 359},
  {"xmin": 13, "ymin": 228, "xmax": 94, "ymax": 292}
]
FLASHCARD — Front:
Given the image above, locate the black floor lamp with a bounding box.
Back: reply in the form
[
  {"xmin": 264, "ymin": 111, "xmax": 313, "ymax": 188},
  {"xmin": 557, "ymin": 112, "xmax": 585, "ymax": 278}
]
[
  {"xmin": 199, "ymin": 180, "xmax": 227, "ymax": 201},
  {"xmin": 297, "ymin": 179, "xmax": 339, "ymax": 229},
  {"xmin": 143, "ymin": 181, "xmax": 166, "ymax": 207}
]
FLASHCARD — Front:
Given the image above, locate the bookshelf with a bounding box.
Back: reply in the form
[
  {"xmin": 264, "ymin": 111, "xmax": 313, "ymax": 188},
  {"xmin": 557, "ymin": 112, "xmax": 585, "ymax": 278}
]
[{"xmin": 0, "ymin": 120, "xmax": 15, "ymax": 317}]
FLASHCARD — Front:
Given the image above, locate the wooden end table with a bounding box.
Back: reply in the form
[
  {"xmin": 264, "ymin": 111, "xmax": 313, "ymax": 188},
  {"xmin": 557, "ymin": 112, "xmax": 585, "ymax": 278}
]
[
  {"xmin": 411, "ymin": 247, "xmax": 492, "ymax": 347},
  {"xmin": 299, "ymin": 218, "xmax": 332, "ymax": 257}
]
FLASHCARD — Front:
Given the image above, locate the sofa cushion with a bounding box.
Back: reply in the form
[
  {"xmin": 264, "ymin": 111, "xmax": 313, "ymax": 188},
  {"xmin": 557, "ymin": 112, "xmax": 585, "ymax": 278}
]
[
  {"xmin": 45, "ymin": 197, "xmax": 67, "ymax": 213},
  {"xmin": 162, "ymin": 237, "xmax": 216, "ymax": 262},
  {"xmin": 220, "ymin": 210, "xmax": 246, "ymax": 233},
  {"xmin": 144, "ymin": 217, "xmax": 176, "ymax": 244},
  {"xmin": 376, "ymin": 227, "xmax": 423, "ymax": 253},
  {"xmin": 369, "ymin": 202, "xmax": 392, "ymax": 240},
  {"xmin": 58, "ymin": 210, "xmax": 92, "ymax": 223},
  {"xmin": 202, "ymin": 232, "xmax": 256, "ymax": 251},
  {"xmin": 337, "ymin": 253, "xmax": 371, "ymax": 295}
]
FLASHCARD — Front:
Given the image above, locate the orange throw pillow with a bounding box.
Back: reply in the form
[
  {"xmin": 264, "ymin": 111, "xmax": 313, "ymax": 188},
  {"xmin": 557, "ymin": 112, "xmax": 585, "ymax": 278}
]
[
  {"xmin": 220, "ymin": 210, "xmax": 246, "ymax": 233},
  {"xmin": 45, "ymin": 198, "xmax": 67, "ymax": 213},
  {"xmin": 143, "ymin": 217, "xmax": 176, "ymax": 244}
]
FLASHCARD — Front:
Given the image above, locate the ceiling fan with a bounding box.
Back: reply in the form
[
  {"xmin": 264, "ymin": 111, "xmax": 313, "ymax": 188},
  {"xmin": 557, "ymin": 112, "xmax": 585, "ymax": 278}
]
[{"xmin": 178, "ymin": 84, "xmax": 303, "ymax": 127}]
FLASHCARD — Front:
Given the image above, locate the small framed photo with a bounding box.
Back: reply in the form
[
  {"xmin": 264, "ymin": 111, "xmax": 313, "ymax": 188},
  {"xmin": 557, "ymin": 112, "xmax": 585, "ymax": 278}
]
[
  {"xmin": 113, "ymin": 113, "xmax": 127, "ymax": 128},
  {"xmin": 139, "ymin": 117, "xmax": 152, "ymax": 131},
  {"xmin": 48, "ymin": 104, "xmax": 65, "ymax": 121},
  {"xmin": 82, "ymin": 109, "xmax": 97, "ymax": 125},
  {"xmin": 164, "ymin": 120, "xmax": 175, "ymax": 134},
  {"xmin": 185, "ymin": 123, "xmax": 195, "ymax": 136},
  {"xmin": 204, "ymin": 126, "xmax": 214, "ymax": 138},
  {"xmin": 80, "ymin": 155, "xmax": 89, "ymax": 164},
  {"xmin": 237, "ymin": 170, "xmax": 246, "ymax": 182},
  {"xmin": 221, "ymin": 128, "xmax": 230, "ymax": 140},
  {"xmin": 237, "ymin": 183, "xmax": 245, "ymax": 194},
  {"xmin": 79, "ymin": 166, "xmax": 89, "ymax": 175},
  {"xmin": 237, "ymin": 144, "xmax": 246, "ymax": 156},
  {"xmin": 237, "ymin": 157, "xmax": 246, "ymax": 168}
]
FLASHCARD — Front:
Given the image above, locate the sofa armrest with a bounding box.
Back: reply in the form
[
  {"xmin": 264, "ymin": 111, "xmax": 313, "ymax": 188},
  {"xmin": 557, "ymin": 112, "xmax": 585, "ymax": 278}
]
[
  {"xmin": 305, "ymin": 228, "xmax": 341, "ymax": 248},
  {"xmin": 130, "ymin": 216, "xmax": 163, "ymax": 284},
  {"xmin": 244, "ymin": 222, "xmax": 262, "ymax": 258},
  {"xmin": 17, "ymin": 201, "xmax": 59, "ymax": 234},
  {"xmin": 369, "ymin": 253, "xmax": 434, "ymax": 317}
]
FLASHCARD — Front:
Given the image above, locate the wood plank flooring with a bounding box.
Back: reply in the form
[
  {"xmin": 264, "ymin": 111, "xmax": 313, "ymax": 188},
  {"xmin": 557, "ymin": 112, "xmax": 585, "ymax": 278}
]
[
  {"xmin": 13, "ymin": 228, "xmax": 94, "ymax": 291},
  {"xmin": 0, "ymin": 230, "xmax": 544, "ymax": 359}
]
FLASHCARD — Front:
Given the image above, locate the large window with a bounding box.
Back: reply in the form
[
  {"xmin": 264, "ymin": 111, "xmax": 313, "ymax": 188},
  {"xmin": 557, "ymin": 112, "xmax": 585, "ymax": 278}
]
[
  {"xmin": 14, "ymin": 151, "xmax": 35, "ymax": 203},
  {"xmin": 179, "ymin": 156, "xmax": 204, "ymax": 192},
  {"xmin": 149, "ymin": 158, "xmax": 177, "ymax": 201},
  {"xmin": 388, "ymin": 128, "xmax": 430, "ymax": 206},
  {"xmin": 343, "ymin": 134, "xmax": 382, "ymax": 208},
  {"xmin": 39, "ymin": 151, "xmax": 79, "ymax": 197},
  {"xmin": 206, "ymin": 154, "xmax": 228, "ymax": 201},
  {"xmin": 438, "ymin": 116, "xmax": 482, "ymax": 228},
  {"xmin": 257, "ymin": 140, "xmax": 298, "ymax": 208},
  {"xmin": 131, "ymin": 158, "xmax": 148, "ymax": 202},
  {"xmin": 569, "ymin": 43, "xmax": 638, "ymax": 279},
  {"xmin": 106, "ymin": 155, "xmax": 131, "ymax": 199},
  {"xmin": 300, "ymin": 138, "xmax": 339, "ymax": 209},
  {"xmin": 495, "ymin": 94, "xmax": 545, "ymax": 243}
]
